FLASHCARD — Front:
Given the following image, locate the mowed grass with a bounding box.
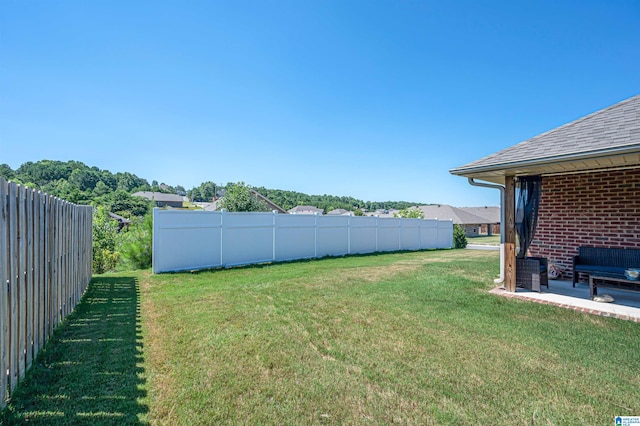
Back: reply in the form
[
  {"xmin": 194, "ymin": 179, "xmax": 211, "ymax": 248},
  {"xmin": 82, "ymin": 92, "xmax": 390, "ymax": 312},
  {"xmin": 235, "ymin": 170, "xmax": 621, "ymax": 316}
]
[
  {"xmin": 1, "ymin": 276, "xmax": 147, "ymax": 425},
  {"xmin": 141, "ymin": 250, "xmax": 639, "ymax": 424},
  {"xmin": 3, "ymin": 249, "xmax": 640, "ymax": 424},
  {"xmin": 467, "ymin": 235, "xmax": 501, "ymax": 245}
]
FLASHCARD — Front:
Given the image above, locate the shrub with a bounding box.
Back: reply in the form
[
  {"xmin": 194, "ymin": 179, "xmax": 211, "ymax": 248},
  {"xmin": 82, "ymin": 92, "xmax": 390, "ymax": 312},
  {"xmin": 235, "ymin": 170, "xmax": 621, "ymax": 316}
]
[
  {"xmin": 393, "ymin": 207, "xmax": 424, "ymax": 219},
  {"xmin": 117, "ymin": 213, "xmax": 153, "ymax": 270},
  {"xmin": 453, "ymin": 224, "xmax": 467, "ymax": 249},
  {"xmin": 92, "ymin": 207, "xmax": 119, "ymax": 273}
]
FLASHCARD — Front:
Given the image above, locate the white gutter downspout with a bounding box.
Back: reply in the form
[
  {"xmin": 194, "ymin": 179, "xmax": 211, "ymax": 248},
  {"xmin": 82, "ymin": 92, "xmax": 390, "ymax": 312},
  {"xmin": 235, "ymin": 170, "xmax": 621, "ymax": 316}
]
[{"xmin": 467, "ymin": 178, "xmax": 506, "ymax": 284}]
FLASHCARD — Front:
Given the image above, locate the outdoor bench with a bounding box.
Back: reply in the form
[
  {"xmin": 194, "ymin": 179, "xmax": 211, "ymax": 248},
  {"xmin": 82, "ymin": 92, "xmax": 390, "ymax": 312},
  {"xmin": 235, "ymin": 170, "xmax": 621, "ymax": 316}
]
[{"xmin": 572, "ymin": 246, "xmax": 640, "ymax": 286}]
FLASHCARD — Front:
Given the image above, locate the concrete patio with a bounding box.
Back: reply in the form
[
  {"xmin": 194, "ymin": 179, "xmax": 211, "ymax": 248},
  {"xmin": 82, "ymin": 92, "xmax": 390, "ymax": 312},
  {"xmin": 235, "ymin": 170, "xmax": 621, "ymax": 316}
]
[{"xmin": 490, "ymin": 279, "xmax": 640, "ymax": 322}]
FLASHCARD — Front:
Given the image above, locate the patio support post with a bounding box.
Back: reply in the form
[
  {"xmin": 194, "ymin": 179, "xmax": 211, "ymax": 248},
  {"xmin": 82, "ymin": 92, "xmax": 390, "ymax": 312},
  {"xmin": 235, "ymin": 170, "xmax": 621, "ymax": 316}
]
[{"xmin": 505, "ymin": 176, "xmax": 517, "ymax": 292}]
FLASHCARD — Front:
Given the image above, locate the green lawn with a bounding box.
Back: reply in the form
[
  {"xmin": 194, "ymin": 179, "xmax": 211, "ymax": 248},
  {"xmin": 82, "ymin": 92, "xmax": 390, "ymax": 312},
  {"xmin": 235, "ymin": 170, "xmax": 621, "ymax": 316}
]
[
  {"xmin": 467, "ymin": 235, "xmax": 501, "ymax": 245},
  {"xmin": 3, "ymin": 250, "xmax": 640, "ymax": 424}
]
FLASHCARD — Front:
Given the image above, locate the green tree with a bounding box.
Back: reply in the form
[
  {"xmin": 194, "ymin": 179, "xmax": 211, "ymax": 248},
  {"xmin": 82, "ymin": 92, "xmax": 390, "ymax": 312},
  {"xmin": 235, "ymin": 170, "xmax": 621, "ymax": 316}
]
[
  {"xmin": 69, "ymin": 168, "xmax": 100, "ymax": 192},
  {"xmin": 188, "ymin": 187, "xmax": 202, "ymax": 202},
  {"xmin": 188, "ymin": 181, "xmax": 217, "ymax": 202},
  {"xmin": 110, "ymin": 190, "xmax": 151, "ymax": 217},
  {"xmin": 41, "ymin": 179, "xmax": 83, "ymax": 203},
  {"xmin": 99, "ymin": 171, "xmax": 117, "ymax": 190},
  {"xmin": 221, "ymin": 182, "xmax": 270, "ymax": 212},
  {"xmin": 354, "ymin": 208, "xmax": 364, "ymax": 216},
  {"xmin": 93, "ymin": 180, "xmax": 111, "ymax": 197},
  {"xmin": 0, "ymin": 164, "xmax": 15, "ymax": 180},
  {"xmin": 115, "ymin": 172, "xmax": 148, "ymax": 192},
  {"xmin": 394, "ymin": 207, "xmax": 424, "ymax": 219},
  {"xmin": 453, "ymin": 224, "xmax": 468, "ymax": 249},
  {"xmin": 17, "ymin": 160, "xmax": 73, "ymax": 186}
]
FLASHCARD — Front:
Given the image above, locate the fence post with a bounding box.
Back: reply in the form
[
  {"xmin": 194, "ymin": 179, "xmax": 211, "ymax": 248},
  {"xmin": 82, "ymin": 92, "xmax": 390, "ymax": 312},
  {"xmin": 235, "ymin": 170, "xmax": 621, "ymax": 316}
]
[
  {"xmin": 347, "ymin": 215, "xmax": 351, "ymax": 255},
  {"xmin": 449, "ymin": 219, "xmax": 454, "ymax": 248},
  {"xmin": 272, "ymin": 211, "xmax": 277, "ymax": 262},
  {"xmin": 152, "ymin": 208, "xmax": 157, "ymax": 274},
  {"xmin": 314, "ymin": 213, "xmax": 319, "ymax": 258},
  {"xmin": 375, "ymin": 216, "xmax": 379, "ymax": 252},
  {"xmin": 220, "ymin": 209, "xmax": 226, "ymax": 267}
]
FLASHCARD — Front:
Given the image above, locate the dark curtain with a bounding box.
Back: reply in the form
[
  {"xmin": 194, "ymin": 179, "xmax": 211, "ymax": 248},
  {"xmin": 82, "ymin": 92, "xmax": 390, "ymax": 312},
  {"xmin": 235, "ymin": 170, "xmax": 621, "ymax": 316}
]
[{"xmin": 515, "ymin": 175, "xmax": 542, "ymax": 258}]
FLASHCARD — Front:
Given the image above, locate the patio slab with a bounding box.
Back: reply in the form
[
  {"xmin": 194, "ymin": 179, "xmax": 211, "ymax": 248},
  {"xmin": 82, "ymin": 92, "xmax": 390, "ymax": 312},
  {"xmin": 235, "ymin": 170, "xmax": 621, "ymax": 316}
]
[{"xmin": 490, "ymin": 279, "xmax": 640, "ymax": 322}]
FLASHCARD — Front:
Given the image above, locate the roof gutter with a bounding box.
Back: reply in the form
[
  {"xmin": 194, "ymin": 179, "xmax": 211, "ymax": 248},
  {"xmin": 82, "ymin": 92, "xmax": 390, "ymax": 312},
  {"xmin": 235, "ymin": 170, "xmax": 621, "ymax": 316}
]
[{"xmin": 467, "ymin": 178, "xmax": 505, "ymax": 285}]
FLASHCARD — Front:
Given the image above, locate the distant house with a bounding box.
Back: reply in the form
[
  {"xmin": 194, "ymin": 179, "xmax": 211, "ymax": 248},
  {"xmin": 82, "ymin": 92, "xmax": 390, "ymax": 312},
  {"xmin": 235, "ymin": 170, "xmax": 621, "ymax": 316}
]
[
  {"xmin": 132, "ymin": 191, "xmax": 186, "ymax": 208},
  {"xmin": 457, "ymin": 206, "xmax": 501, "ymax": 235},
  {"xmin": 108, "ymin": 212, "xmax": 131, "ymax": 231},
  {"xmin": 251, "ymin": 190, "xmax": 288, "ymax": 214},
  {"xmin": 365, "ymin": 209, "xmax": 400, "ymax": 218},
  {"xmin": 288, "ymin": 205, "xmax": 324, "ymax": 215},
  {"xmin": 418, "ymin": 204, "xmax": 500, "ymax": 237},
  {"xmin": 327, "ymin": 208, "xmax": 353, "ymax": 216}
]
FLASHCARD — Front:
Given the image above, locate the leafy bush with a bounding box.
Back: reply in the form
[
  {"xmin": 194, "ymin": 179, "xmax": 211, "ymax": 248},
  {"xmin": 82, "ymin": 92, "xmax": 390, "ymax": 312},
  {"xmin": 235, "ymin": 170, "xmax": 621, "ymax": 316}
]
[
  {"xmin": 221, "ymin": 182, "xmax": 269, "ymax": 212},
  {"xmin": 117, "ymin": 213, "xmax": 153, "ymax": 270},
  {"xmin": 92, "ymin": 207, "xmax": 119, "ymax": 273},
  {"xmin": 453, "ymin": 224, "xmax": 467, "ymax": 249},
  {"xmin": 393, "ymin": 207, "xmax": 424, "ymax": 219},
  {"xmin": 93, "ymin": 249, "xmax": 119, "ymax": 274}
]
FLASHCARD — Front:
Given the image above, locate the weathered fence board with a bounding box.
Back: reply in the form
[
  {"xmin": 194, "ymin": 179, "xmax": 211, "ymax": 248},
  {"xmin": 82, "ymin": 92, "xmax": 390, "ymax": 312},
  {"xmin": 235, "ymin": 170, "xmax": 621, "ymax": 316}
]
[
  {"xmin": 153, "ymin": 209, "xmax": 454, "ymax": 273},
  {"xmin": 0, "ymin": 178, "xmax": 92, "ymax": 408},
  {"xmin": 8, "ymin": 183, "xmax": 19, "ymax": 395},
  {"xmin": 0, "ymin": 179, "xmax": 8, "ymax": 403}
]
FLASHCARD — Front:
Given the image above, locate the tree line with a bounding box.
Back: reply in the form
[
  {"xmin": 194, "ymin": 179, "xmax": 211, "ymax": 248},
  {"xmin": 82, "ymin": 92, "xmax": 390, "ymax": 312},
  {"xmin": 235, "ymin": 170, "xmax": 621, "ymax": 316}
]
[
  {"xmin": 1, "ymin": 160, "xmax": 423, "ymax": 215},
  {"xmin": 0, "ymin": 160, "xmax": 453, "ymax": 272}
]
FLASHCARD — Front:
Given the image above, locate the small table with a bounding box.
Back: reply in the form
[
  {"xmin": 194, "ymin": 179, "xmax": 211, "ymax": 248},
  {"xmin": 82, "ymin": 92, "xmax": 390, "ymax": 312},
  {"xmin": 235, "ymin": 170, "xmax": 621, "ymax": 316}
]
[{"xmin": 589, "ymin": 275, "xmax": 640, "ymax": 300}]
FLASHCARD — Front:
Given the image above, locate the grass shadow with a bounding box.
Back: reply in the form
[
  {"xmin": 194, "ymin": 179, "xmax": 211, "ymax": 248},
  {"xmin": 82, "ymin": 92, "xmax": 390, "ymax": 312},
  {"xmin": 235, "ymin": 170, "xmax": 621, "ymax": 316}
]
[{"xmin": 0, "ymin": 276, "xmax": 147, "ymax": 425}]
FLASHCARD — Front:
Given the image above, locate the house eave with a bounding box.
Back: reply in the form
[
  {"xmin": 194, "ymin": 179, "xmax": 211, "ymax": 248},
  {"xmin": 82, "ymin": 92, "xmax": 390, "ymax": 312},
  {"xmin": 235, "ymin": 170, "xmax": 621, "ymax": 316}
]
[{"xmin": 450, "ymin": 145, "xmax": 640, "ymax": 184}]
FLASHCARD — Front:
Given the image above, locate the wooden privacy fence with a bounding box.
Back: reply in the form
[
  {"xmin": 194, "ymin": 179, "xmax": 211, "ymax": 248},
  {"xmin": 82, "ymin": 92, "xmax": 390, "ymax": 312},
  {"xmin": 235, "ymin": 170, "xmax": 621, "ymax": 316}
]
[{"xmin": 0, "ymin": 178, "xmax": 92, "ymax": 407}]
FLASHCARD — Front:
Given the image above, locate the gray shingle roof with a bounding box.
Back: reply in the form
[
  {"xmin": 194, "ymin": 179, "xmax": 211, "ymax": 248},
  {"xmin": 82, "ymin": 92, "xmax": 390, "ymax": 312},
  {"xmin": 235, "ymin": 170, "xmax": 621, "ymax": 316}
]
[
  {"xmin": 249, "ymin": 190, "xmax": 288, "ymax": 214},
  {"xmin": 288, "ymin": 205, "xmax": 324, "ymax": 214},
  {"xmin": 451, "ymin": 94, "xmax": 640, "ymax": 175},
  {"xmin": 418, "ymin": 205, "xmax": 498, "ymax": 225},
  {"xmin": 457, "ymin": 206, "xmax": 500, "ymax": 223},
  {"xmin": 327, "ymin": 208, "xmax": 351, "ymax": 215},
  {"xmin": 132, "ymin": 191, "xmax": 186, "ymax": 203}
]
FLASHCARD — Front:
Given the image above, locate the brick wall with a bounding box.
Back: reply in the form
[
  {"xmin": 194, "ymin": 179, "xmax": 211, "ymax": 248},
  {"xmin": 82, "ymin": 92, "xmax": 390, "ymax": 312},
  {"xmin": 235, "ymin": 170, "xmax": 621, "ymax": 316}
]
[{"xmin": 529, "ymin": 169, "xmax": 640, "ymax": 280}]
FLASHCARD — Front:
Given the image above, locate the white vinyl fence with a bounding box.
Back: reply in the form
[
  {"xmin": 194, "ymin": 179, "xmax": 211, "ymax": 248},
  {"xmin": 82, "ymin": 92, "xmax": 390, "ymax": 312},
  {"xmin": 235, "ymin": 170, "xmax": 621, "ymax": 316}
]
[{"xmin": 153, "ymin": 209, "xmax": 453, "ymax": 273}]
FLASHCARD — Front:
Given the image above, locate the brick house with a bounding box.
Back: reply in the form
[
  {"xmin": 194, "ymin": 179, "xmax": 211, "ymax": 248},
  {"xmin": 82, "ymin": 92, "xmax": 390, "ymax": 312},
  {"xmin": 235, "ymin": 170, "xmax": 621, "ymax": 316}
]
[
  {"xmin": 418, "ymin": 204, "xmax": 500, "ymax": 237},
  {"xmin": 450, "ymin": 94, "xmax": 640, "ymax": 291}
]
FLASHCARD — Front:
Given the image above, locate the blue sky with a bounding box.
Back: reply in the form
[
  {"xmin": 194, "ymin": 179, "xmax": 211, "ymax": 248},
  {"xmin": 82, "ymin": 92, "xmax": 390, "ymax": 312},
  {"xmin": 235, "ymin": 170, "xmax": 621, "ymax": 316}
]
[{"xmin": 1, "ymin": 1, "xmax": 639, "ymax": 206}]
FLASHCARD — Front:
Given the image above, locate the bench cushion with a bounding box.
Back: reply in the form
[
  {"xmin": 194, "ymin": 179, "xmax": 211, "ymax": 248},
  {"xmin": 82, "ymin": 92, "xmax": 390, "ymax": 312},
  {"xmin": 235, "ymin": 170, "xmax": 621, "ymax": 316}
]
[{"xmin": 574, "ymin": 264, "xmax": 628, "ymax": 276}]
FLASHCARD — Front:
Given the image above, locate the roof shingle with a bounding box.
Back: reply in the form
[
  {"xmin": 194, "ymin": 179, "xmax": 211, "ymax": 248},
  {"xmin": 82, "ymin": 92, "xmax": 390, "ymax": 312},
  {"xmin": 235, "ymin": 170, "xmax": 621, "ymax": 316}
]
[{"xmin": 452, "ymin": 94, "xmax": 640, "ymax": 174}]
